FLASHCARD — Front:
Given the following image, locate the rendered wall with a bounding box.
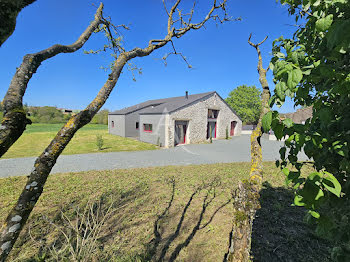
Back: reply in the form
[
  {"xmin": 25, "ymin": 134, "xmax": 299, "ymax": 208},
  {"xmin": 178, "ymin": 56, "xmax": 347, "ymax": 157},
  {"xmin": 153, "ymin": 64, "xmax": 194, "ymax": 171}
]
[
  {"xmin": 124, "ymin": 111, "xmax": 140, "ymax": 138},
  {"xmin": 108, "ymin": 115, "xmax": 125, "ymax": 137},
  {"xmin": 139, "ymin": 114, "xmax": 166, "ymax": 146}
]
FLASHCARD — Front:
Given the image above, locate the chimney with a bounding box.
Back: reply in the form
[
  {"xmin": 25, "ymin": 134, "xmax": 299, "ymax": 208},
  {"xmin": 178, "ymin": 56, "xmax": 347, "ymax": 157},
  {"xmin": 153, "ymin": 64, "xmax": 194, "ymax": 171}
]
[{"xmin": 185, "ymin": 91, "xmax": 188, "ymax": 99}]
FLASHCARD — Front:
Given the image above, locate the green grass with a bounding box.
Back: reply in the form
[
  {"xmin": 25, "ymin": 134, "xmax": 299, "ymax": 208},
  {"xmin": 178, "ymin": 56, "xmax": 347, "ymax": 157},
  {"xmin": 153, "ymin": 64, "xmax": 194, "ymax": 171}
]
[
  {"xmin": 0, "ymin": 162, "xmax": 331, "ymax": 261},
  {"xmin": 2, "ymin": 123, "xmax": 158, "ymax": 159}
]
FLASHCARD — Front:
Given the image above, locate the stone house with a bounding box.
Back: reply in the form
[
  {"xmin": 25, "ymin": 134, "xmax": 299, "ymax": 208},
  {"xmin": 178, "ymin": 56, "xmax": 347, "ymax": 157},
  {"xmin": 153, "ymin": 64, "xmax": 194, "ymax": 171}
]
[
  {"xmin": 108, "ymin": 91, "xmax": 242, "ymax": 147},
  {"xmin": 280, "ymin": 107, "xmax": 313, "ymax": 124}
]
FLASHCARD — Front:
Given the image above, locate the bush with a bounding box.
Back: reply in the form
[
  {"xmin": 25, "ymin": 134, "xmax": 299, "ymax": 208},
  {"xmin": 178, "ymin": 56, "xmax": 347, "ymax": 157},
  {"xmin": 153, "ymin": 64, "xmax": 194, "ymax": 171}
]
[{"xmin": 96, "ymin": 134, "xmax": 104, "ymax": 150}]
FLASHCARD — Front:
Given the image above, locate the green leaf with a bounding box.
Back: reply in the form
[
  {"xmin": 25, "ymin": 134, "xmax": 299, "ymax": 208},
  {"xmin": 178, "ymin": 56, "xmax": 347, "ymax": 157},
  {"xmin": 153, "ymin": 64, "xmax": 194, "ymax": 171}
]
[
  {"xmin": 309, "ymin": 210, "xmax": 320, "ymax": 219},
  {"xmin": 316, "ymin": 14, "xmax": 333, "ymax": 32},
  {"xmin": 294, "ymin": 195, "xmax": 305, "ymax": 206},
  {"xmin": 274, "ymin": 124, "xmax": 285, "ymax": 139},
  {"xmin": 287, "ymin": 68, "xmax": 303, "ymax": 89},
  {"xmin": 283, "ymin": 118, "xmax": 293, "ymax": 128},
  {"xmin": 275, "ymin": 82, "xmax": 286, "ymax": 101},
  {"xmin": 262, "ymin": 111, "xmax": 273, "ymax": 133},
  {"xmin": 322, "ymin": 172, "xmax": 341, "ymax": 197}
]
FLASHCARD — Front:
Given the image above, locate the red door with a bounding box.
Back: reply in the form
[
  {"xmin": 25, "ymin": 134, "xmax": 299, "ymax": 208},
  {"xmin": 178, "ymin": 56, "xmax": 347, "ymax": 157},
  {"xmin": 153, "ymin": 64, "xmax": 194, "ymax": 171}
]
[{"xmin": 230, "ymin": 121, "xmax": 237, "ymax": 136}]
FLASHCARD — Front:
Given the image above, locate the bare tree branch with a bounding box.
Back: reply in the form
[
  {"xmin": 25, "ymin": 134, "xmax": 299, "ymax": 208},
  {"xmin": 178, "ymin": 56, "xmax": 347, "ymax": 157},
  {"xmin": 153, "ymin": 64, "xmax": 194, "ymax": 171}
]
[
  {"xmin": 0, "ymin": 0, "xmax": 37, "ymax": 47},
  {"xmin": 162, "ymin": 41, "xmax": 192, "ymax": 68},
  {"xmin": 0, "ymin": 1, "xmax": 233, "ymax": 260},
  {"xmin": 0, "ymin": 3, "xmax": 104, "ymax": 159}
]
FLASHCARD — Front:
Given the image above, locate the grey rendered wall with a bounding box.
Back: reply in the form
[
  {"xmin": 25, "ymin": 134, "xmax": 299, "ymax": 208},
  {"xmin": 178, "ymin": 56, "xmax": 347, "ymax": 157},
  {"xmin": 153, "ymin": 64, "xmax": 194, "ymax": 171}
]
[
  {"xmin": 139, "ymin": 114, "xmax": 166, "ymax": 146},
  {"xmin": 108, "ymin": 115, "xmax": 125, "ymax": 137},
  {"xmin": 165, "ymin": 93, "xmax": 242, "ymax": 147},
  {"xmin": 125, "ymin": 112, "xmax": 140, "ymax": 137}
]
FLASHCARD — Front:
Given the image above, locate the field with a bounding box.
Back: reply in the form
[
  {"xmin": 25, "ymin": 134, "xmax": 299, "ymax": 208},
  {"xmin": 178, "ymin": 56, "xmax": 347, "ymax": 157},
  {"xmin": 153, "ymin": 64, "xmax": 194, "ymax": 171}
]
[
  {"xmin": 0, "ymin": 162, "xmax": 331, "ymax": 261},
  {"xmin": 2, "ymin": 123, "xmax": 158, "ymax": 159}
]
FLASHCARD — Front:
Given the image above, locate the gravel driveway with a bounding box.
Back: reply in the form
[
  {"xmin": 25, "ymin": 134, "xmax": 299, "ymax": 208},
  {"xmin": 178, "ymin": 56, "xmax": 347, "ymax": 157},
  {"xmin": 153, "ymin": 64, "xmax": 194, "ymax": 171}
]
[{"xmin": 0, "ymin": 135, "xmax": 307, "ymax": 178}]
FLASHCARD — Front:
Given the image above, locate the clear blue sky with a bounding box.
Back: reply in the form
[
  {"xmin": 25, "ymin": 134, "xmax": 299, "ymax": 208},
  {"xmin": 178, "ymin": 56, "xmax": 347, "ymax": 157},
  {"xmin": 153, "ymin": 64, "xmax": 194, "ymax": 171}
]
[{"xmin": 0, "ymin": 0, "xmax": 298, "ymax": 113}]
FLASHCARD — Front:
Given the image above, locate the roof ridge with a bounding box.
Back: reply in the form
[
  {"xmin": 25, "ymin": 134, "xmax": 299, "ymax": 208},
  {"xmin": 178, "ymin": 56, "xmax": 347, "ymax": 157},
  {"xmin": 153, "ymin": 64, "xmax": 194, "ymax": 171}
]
[{"xmin": 109, "ymin": 91, "xmax": 216, "ymax": 115}]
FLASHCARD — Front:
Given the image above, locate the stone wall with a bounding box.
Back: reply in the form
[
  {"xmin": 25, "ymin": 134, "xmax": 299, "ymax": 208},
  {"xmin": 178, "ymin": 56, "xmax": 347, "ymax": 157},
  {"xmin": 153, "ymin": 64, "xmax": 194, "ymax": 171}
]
[{"xmin": 165, "ymin": 93, "xmax": 242, "ymax": 147}]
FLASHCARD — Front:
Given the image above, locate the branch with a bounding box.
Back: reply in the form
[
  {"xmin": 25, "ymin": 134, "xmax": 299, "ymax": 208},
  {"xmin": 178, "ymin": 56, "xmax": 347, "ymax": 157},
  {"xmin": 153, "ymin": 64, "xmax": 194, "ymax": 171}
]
[
  {"xmin": 162, "ymin": 41, "xmax": 192, "ymax": 68},
  {"xmin": 0, "ymin": 1, "xmax": 233, "ymax": 259},
  {"xmin": 0, "ymin": 3, "xmax": 104, "ymax": 158},
  {"xmin": 248, "ymin": 33, "xmax": 269, "ymax": 74},
  {"xmin": 0, "ymin": 0, "xmax": 37, "ymax": 47}
]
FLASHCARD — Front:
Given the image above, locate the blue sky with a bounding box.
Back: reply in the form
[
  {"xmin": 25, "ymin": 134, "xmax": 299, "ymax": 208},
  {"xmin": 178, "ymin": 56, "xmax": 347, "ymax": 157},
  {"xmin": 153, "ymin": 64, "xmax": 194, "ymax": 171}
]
[{"xmin": 0, "ymin": 0, "xmax": 298, "ymax": 113}]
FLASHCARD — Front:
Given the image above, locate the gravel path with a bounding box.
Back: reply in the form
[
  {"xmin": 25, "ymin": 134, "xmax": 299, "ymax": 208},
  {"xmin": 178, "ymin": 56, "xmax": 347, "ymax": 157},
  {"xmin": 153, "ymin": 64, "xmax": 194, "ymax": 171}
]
[{"xmin": 0, "ymin": 135, "xmax": 307, "ymax": 178}]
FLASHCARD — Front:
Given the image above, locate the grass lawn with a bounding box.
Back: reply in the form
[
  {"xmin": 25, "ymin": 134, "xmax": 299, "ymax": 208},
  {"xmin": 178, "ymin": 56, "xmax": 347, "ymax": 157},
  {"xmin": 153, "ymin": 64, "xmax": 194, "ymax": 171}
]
[
  {"xmin": 0, "ymin": 162, "xmax": 331, "ymax": 261},
  {"xmin": 2, "ymin": 123, "xmax": 158, "ymax": 159}
]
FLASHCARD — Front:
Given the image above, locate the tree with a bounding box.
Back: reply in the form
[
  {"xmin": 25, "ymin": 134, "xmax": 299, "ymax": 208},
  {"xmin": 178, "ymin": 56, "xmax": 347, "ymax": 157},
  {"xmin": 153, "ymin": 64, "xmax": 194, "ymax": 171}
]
[
  {"xmin": 225, "ymin": 34, "xmax": 270, "ymax": 262},
  {"xmin": 266, "ymin": 0, "xmax": 350, "ymax": 260},
  {"xmin": 0, "ymin": 3, "xmax": 107, "ymax": 158},
  {"xmin": 0, "ymin": 0, "xmax": 37, "ymax": 47},
  {"xmin": 0, "ymin": 1, "xmax": 232, "ymax": 260},
  {"xmin": 225, "ymin": 85, "xmax": 261, "ymax": 124}
]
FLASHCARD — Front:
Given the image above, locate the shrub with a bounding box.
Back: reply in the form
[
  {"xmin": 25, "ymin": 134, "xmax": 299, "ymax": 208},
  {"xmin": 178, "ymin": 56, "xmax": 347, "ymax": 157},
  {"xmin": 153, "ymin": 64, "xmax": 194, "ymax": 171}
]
[{"xmin": 96, "ymin": 134, "xmax": 104, "ymax": 150}]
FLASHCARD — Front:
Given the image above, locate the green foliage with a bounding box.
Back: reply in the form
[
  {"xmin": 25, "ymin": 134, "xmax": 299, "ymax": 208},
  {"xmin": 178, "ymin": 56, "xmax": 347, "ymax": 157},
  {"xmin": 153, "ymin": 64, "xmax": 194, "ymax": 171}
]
[
  {"xmin": 226, "ymin": 127, "xmax": 229, "ymax": 139},
  {"xmin": 25, "ymin": 106, "xmax": 109, "ymax": 125},
  {"xmin": 96, "ymin": 134, "xmax": 104, "ymax": 150},
  {"xmin": 28, "ymin": 106, "xmax": 67, "ymax": 124},
  {"xmin": 91, "ymin": 109, "xmax": 109, "ymax": 125},
  {"xmin": 271, "ymin": 0, "xmax": 350, "ymax": 258},
  {"xmin": 225, "ymin": 85, "xmax": 262, "ymax": 124}
]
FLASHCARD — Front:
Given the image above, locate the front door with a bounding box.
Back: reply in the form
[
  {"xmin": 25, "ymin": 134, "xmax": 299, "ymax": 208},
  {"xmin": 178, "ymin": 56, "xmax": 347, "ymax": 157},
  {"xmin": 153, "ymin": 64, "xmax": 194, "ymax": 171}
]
[
  {"xmin": 230, "ymin": 121, "xmax": 237, "ymax": 136},
  {"xmin": 174, "ymin": 121, "xmax": 188, "ymax": 146},
  {"xmin": 207, "ymin": 121, "xmax": 216, "ymax": 139}
]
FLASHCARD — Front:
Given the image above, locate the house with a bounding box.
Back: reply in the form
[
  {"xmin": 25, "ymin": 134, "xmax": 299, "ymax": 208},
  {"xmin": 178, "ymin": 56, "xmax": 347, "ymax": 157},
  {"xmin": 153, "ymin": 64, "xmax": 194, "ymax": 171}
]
[
  {"xmin": 108, "ymin": 91, "xmax": 242, "ymax": 147},
  {"xmin": 280, "ymin": 106, "xmax": 313, "ymax": 124},
  {"xmin": 241, "ymin": 125, "xmax": 257, "ymax": 135}
]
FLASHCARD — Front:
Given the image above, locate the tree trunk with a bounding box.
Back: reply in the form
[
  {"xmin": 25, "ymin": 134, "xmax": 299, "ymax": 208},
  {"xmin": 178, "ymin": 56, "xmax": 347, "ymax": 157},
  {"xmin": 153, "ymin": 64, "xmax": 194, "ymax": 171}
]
[{"xmin": 225, "ymin": 34, "xmax": 270, "ymax": 262}]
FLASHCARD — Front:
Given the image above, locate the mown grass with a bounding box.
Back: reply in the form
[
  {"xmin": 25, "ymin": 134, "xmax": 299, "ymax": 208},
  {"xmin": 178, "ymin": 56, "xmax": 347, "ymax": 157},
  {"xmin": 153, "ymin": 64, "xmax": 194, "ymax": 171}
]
[
  {"xmin": 0, "ymin": 162, "xmax": 331, "ymax": 261},
  {"xmin": 2, "ymin": 123, "xmax": 158, "ymax": 159}
]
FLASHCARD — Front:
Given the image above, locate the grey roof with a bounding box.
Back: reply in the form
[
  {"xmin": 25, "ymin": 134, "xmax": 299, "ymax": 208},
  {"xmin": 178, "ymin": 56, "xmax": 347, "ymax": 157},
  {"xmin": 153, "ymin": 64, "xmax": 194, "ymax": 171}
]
[
  {"xmin": 242, "ymin": 125, "xmax": 257, "ymax": 130},
  {"xmin": 109, "ymin": 91, "xmax": 216, "ymax": 115}
]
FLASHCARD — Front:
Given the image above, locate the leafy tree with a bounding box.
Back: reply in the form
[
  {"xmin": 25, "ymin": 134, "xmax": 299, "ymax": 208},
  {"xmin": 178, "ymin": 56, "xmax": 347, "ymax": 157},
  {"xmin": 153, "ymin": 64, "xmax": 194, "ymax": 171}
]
[
  {"xmin": 225, "ymin": 85, "xmax": 261, "ymax": 124},
  {"xmin": 264, "ymin": 0, "xmax": 350, "ymax": 260},
  {"xmin": 91, "ymin": 109, "xmax": 109, "ymax": 125}
]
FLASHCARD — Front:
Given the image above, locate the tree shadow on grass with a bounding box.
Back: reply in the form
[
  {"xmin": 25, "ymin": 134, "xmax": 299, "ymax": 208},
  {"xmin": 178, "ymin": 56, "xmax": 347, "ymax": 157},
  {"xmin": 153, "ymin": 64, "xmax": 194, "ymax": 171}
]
[
  {"xmin": 250, "ymin": 182, "xmax": 332, "ymax": 262},
  {"xmin": 11, "ymin": 178, "xmax": 232, "ymax": 261},
  {"xmin": 11, "ymin": 184, "xmax": 148, "ymax": 261},
  {"xmin": 142, "ymin": 177, "xmax": 232, "ymax": 262}
]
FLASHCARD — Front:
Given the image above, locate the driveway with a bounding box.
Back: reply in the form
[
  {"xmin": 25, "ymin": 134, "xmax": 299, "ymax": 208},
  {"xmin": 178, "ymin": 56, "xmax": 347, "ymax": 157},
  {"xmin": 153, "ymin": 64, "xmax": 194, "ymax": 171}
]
[{"xmin": 0, "ymin": 135, "xmax": 307, "ymax": 178}]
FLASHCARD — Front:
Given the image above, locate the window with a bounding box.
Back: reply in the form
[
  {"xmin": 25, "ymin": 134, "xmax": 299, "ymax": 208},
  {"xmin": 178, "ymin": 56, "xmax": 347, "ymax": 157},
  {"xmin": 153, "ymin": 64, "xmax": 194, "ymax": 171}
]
[
  {"xmin": 208, "ymin": 109, "xmax": 219, "ymax": 119},
  {"xmin": 111, "ymin": 121, "xmax": 114, "ymax": 128},
  {"xmin": 143, "ymin": 124, "xmax": 152, "ymax": 132},
  {"xmin": 136, "ymin": 122, "xmax": 139, "ymax": 129}
]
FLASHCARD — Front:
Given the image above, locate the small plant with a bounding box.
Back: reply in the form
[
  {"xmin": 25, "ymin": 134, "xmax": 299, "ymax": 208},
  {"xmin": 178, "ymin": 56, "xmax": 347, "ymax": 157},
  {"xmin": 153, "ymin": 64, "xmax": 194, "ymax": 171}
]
[
  {"xmin": 209, "ymin": 125, "xmax": 213, "ymax": 143},
  {"xmin": 96, "ymin": 134, "xmax": 104, "ymax": 150},
  {"xmin": 226, "ymin": 127, "xmax": 229, "ymax": 139}
]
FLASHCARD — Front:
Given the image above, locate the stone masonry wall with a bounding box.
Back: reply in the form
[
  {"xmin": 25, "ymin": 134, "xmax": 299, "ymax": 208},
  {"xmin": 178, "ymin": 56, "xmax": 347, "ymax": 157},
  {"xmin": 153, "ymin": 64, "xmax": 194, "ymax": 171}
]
[{"xmin": 165, "ymin": 93, "xmax": 242, "ymax": 147}]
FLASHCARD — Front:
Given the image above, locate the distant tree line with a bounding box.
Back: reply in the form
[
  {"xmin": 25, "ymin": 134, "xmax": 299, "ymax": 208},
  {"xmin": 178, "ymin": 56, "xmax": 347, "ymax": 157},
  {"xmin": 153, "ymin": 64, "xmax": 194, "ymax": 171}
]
[{"xmin": 0, "ymin": 104, "xmax": 108, "ymax": 125}]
